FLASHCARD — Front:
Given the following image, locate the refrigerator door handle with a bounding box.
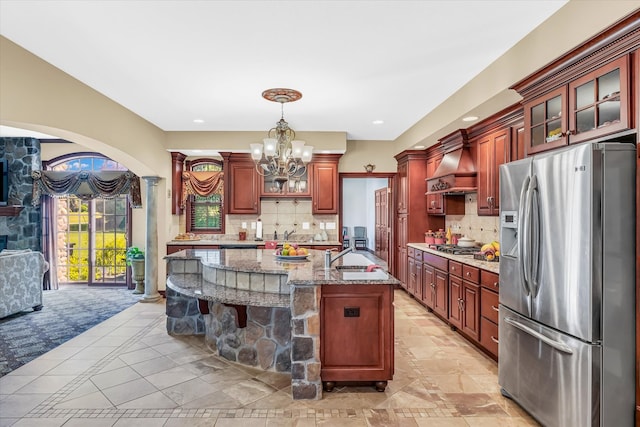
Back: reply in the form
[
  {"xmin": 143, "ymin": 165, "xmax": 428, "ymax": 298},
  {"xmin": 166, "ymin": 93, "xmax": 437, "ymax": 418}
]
[
  {"xmin": 518, "ymin": 175, "xmax": 531, "ymax": 296},
  {"xmin": 529, "ymin": 175, "xmax": 540, "ymax": 297},
  {"xmin": 504, "ymin": 316, "xmax": 573, "ymax": 355}
]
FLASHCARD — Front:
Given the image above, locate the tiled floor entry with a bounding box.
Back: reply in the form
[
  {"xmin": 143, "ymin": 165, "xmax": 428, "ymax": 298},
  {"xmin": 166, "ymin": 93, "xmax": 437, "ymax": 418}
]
[{"xmin": 0, "ymin": 290, "xmax": 538, "ymax": 426}]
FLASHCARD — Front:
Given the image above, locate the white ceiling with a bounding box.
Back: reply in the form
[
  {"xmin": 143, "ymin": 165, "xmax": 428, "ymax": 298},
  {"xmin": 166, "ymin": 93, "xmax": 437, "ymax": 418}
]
[{"xmin": 0, "ymin": 1, "xmax": 568, "ymax": 142}]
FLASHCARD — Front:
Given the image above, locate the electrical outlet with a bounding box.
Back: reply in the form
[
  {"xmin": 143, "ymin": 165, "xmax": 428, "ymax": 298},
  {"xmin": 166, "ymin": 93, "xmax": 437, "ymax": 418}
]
[
  {"xmin": 241, "ymin": 222, "xmax": 247, "ymax": 229},
  {"xmin": 251, "ymin": 222, "xmax": 256, "ymax": 229},
  {"xmin": 302, "ymin": 222, "xmax": 310, "ymax": 230},
  {"xmin": 319, "ymin": 222, "xmax": 325, "ymax": 230}
]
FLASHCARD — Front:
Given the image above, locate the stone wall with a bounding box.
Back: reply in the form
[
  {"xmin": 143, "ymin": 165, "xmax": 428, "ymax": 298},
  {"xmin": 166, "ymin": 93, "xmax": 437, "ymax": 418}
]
[
  {"xmin": 290, "ymin": 285, "xmax": 322, "ymax": 400},
  {"xmin": 204, "ymin": 302, "xmax": 291, "ymax": 372},
  {"xmin": 0, "ymin": 137, "xmax": 41, "ymax": 251}
]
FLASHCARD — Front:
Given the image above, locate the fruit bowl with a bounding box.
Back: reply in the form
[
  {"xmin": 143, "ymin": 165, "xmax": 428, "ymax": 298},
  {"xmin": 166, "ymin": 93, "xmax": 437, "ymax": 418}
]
[{"xmin": 274, "ymin": 254, "xmax": 309, "ymax": 261}]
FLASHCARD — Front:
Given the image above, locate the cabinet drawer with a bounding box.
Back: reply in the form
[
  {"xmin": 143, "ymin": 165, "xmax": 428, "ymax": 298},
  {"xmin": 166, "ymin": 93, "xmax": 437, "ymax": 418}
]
[
  {"xmin": 462, "ymin": 265, "xmax": 479, "ymax": 283},
  {"xmin": 480, "ymin": 270, "xmax": 499, "ymax": 291},
  {"xmin": 480, "ymin": 287, "xmax": 500, "ymax": 324},
  {"xmin": 413, "ymin": 249, "xmax": 422, "ymax": 261},
  {"xmin": 480, "ymin": 317, "xmax": 499, "ymax": 358},
  {"xmin": 408, "ymin": 246, "xmax": 415, "ymax": 259},
  {"xmin": 449, "ymin": 261, "xmax": 462, "ymax": 277},
  {"xmin": 422, "ymin": 252, "xmax": 448, "ymax": 271}
]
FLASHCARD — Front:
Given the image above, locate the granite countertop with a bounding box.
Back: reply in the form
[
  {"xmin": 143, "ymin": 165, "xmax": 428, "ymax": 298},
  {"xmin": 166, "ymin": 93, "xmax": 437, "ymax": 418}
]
[
  {"xmin": 167, "ymin": 239, "xmax": 343, "ymax": 247},
  {"xmin": 407, "ymin": 243, "xmax": 500, "ymax": 274},
  {"xmin": 165, "ymin": 248, "xmax": 401, "ymax": 286}
]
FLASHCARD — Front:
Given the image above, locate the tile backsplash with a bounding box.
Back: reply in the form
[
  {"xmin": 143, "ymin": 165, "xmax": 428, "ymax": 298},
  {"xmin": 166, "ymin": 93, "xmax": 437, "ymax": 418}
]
[{"xmin": 445, "ymin": 193, "xmax": 500, "ymax": 245}]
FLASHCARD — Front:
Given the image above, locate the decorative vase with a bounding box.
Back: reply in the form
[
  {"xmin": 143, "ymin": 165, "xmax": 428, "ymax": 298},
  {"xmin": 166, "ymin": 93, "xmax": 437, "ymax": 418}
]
[{"xmin": 131, "ymin": 258, "xmax": 145, "ymax": 294}]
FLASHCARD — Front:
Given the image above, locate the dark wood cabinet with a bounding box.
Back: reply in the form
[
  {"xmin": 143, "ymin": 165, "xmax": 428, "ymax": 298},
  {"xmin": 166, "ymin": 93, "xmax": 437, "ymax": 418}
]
[
  {"xmin": 221, "ymin": 153, "xmax": 260, "ymax": 215},
  {"xmin": 448, "ymin": 261, "xmax": 481, "ymax": 338},
  {"xmin": 567, "ymin": 56, "xmax": 630, "ymax": 144},
  {"xmin": 311, "ymin": 155, "xmax": 340, "ymax": 214},
  {"xmin": 406, "ymin": 248, "xmax": 423, "ymax": 301},
  {"xmin": 396, "ymin": 215, "xmax": 408, "ymax": 287},
  {"xmin": 448, "ymin": 274, "xmax": 463, "ymax": 329},
  {"xmin": 523, "ymin": 86, "xmax": 568, "ymax": 155},
  {"xmin": 476, "ymin": 128, "xmax": 510, "ymax": 216},
  {"xmin": 320, "ymin": 284, "xmax": 394, "ymax": 391},
  {"xmin": 421, "ymin": 251, "xmax": 449, "ymax": 319},
  {"xmin": 422, "ymin": 263, "xmax": 435, "ymax": 309},
  {"xmin": 394, "ymin": 150, "xmax": 443, "ymax": 284},
  {"xmin": 479, "ymin": 270, "xmax": 500, "ymax": 359},
  {"xmin": 512, "ymin": 31, "xmax": 635, "ymax": 157}
]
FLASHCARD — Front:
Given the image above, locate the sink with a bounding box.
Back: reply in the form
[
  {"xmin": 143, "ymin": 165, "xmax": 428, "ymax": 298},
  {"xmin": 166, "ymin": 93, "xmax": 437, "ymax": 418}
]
[{"xmin": 335, "ymin": 265, "xmax": 371, "ymax": 272}]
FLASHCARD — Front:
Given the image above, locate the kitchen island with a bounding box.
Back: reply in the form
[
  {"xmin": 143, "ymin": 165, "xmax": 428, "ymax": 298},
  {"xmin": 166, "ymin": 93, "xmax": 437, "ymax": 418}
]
[{"xmin": 165, "ymin": 248, "xmax": 399, "ymax": 400}]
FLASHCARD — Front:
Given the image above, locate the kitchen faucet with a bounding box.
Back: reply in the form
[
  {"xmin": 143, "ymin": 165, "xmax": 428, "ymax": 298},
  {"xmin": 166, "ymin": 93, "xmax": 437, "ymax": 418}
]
[
  {"xmin": 324, "ymin": 246, "xmax": 354, "ymax": 269},
  {"xmin": 284, "ymin": 230, "xmax": 296, "ymax": 241}
]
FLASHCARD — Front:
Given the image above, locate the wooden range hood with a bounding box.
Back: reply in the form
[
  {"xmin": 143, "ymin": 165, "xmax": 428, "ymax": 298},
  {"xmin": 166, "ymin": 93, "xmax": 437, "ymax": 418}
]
[{"xmin": 426, "ymin": 129, "xmax": 477, "ymax": 195}]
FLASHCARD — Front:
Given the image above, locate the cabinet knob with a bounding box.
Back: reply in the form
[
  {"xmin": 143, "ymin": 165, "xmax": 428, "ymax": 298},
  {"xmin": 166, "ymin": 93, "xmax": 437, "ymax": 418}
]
[
  {"xmin": 430, "ymin": 200, "xmax": 436, "ymax": 207},
  {"xmin": 451, "ymin": 266, "xmax": 455, "ymax": 271},
  {"xmin": 466, "ymin": 271, "xmax": 471, "ymax": 277},
  {"xmin": 430, "ymin": 282, "xmax": 435, "ymax": 288},
  {"xmin": 493, "ymin": 282, "xmax": 498, "ymax": 287}
]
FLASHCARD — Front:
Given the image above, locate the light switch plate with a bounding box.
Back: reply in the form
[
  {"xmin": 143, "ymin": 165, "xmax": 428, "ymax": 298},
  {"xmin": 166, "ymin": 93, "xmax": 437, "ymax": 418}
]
[
  {"xmin": 319, "ymin": 222, "xmax": 325, "ymax": 230},
  {"xmin": 241, "ymin": 222, "xmax": 247, "ymax": 229},
  {"xmin": 326, "ymin": 222, "xmax": 336, "ymax": 230},
  {"xmin": 302, "ymin": 222, "xmax": 310, "ymax": 230}
]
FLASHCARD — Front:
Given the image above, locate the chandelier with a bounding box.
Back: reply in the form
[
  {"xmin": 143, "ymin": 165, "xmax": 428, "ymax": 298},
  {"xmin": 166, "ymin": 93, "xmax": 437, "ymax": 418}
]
[{"xmin": 250, "ymin": 88, "xmax": 313, "ymax": 191}]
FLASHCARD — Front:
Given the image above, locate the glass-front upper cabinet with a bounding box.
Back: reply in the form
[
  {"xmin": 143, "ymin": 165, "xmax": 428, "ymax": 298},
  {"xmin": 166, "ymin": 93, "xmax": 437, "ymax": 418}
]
[
  {"xmin": 524, "ymin": 86, "xmax": 568, "ymax": 155},
  {"xmin": 568, "ymin": 56, "xmax": 629, "ymax": 144},
  {"xmin": 260, "ymin": 167, "xmax": 311, "ymax": 197}
]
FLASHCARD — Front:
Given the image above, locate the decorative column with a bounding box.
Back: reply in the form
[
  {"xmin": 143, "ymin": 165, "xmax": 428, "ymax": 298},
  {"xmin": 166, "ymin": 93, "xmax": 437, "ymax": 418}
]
[{"xmin": 140, "ymin": 176, "xmax": 162, "ymax": 303}]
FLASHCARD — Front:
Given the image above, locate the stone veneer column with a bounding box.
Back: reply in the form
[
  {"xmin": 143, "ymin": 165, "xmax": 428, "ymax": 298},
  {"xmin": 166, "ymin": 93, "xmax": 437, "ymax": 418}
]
[
  {"xmin": 140, "ymin": 176, "xmax": 161, "ymax": 303},
  {"xmin": 290, "ymin": 285, "xmax": 322, "ymax": 400}
]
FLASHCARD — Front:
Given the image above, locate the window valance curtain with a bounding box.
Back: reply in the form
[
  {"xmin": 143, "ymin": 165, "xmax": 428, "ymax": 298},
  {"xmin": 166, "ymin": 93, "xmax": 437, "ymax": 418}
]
[
  {"xmin": 31, "ymin": 170, "xmax": 142, "ymax": 208},
  {"xmin": 181, "ymin": 171, "xmax": 224, "ymax": 208}
]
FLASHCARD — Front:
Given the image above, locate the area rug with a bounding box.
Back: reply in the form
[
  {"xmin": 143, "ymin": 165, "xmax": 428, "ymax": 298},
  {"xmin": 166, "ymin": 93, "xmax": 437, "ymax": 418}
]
[{"xmin": 0, "ymin": 287, "xmax": 141, "ymax": 377}]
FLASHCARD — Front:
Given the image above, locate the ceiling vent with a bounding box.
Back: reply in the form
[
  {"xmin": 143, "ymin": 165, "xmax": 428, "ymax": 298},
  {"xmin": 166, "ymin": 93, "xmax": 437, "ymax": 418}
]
[{"xmin": 426, "ymin": 129, "xmax": 477, "ymax": 195}]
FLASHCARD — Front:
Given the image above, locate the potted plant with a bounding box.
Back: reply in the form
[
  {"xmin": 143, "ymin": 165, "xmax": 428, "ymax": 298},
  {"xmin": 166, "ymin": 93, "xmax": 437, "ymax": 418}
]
[{"xmin": 126, "ymin": 246, "xmax": 145, "ymax": 294}]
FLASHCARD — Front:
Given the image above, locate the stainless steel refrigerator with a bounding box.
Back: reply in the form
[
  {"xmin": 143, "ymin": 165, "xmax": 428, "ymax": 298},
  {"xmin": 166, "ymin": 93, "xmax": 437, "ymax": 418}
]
[{"xmin": 498, "ymin": 142, "xmax": 636, "ymax": 427}]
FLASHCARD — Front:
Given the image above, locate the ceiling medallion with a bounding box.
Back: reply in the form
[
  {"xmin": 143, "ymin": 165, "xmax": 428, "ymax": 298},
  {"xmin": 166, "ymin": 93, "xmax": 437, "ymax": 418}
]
[{"xmin": 261, "ymin": 88, "xmax": 303, "ymax": 104}]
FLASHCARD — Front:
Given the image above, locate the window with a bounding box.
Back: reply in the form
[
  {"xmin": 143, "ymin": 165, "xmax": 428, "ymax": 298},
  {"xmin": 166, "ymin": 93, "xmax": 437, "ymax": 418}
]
[{"xmin": 186, "ymin": 159, "xmax": 224, "ymax": 233}]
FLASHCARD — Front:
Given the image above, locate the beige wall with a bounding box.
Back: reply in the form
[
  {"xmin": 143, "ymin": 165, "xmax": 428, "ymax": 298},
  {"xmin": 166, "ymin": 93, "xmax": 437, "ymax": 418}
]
[{"xmin": 339, "ymin": 140, "xmax": 398, "ymax": 173}]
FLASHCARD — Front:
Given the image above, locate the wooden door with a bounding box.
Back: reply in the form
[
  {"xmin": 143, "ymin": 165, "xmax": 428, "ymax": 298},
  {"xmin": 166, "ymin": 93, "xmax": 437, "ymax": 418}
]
[
  {"xmin": 374, "ymin": 187, "xmax": 389, "ymax": 263},
  {"xmin": 433, "ymin": 268, "xmax": 448, "ymax": 319},
  {"xmin": 461, "ymin": 282, "xmax": 480, "ymax": 341},
  {"xmin": 477, "ymin": 129, "xmax": 509, "ymax": 216},
  {"xmin": 422, "ymin": 263, "xmax": 435, "ymax": 309},
  {"xmin": 448, "ymin": 275, "xmax": 463, "ymax": 329},
  {"xmin": 312, "ymin": 162, "xmax": 338, "ymax": 214},
  {"xmin": 227, "ymin": 161, "xmax": 259, "ymax": 214}
]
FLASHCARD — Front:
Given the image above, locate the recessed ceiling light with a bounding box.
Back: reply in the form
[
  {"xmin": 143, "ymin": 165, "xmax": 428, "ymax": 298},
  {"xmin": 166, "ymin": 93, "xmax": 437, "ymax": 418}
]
[
  {"xmin": 462, "ymin": 116, "xmax": 479, "ymax": 122},
  {"xmin": 414, "ymin": 145, "xmax": 425, "ymax": 149},
  {"xmin": 372, "ymin": 120, "xmax": 384, "ymax": 125},
  {"xmin": 193, "ymin": 119, "xmax": 205, "ymax": 123}
]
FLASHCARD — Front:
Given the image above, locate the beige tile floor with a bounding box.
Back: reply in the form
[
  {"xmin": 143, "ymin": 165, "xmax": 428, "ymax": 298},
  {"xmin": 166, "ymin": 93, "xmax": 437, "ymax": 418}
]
[{"xmin": 0, "ymin": 289, "xmax": 539, "ymax": 426}]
